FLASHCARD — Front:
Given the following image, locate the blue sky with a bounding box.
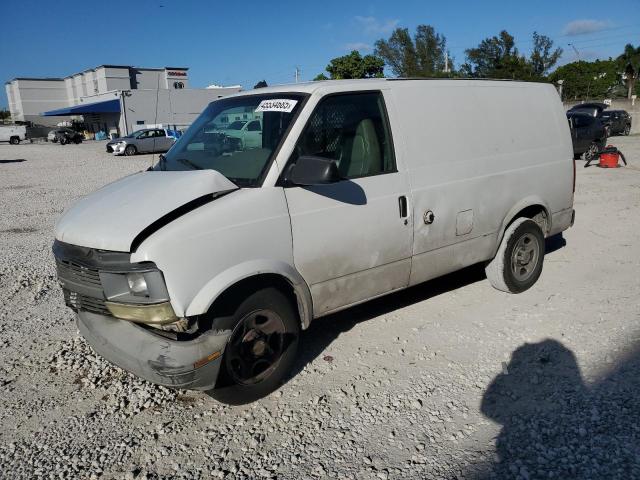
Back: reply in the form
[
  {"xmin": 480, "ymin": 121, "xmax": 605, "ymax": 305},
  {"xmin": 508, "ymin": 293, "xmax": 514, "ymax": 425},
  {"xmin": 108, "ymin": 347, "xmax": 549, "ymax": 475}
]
[{"xmin": 1, "ymin": 0, "xmax": 639, "ymax": 108}]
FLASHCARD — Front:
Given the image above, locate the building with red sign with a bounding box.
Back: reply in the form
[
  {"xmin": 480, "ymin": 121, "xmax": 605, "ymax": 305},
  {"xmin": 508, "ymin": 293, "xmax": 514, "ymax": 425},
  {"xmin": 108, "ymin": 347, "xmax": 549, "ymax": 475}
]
[{"xmin": 5, "ymin": 65, "xmax": 242, "ymax": 136}]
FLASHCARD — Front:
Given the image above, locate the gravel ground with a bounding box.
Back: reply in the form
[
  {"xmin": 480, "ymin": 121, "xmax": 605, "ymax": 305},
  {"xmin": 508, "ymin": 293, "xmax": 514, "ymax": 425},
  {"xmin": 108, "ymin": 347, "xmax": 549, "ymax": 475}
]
[{"xmin": 0, "ymin": 137, "xmax": 639, "ymax": 479}]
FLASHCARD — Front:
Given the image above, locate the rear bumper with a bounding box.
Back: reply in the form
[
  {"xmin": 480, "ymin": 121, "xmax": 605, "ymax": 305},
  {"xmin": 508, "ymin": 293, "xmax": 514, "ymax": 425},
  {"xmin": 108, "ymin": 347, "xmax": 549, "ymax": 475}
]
[{"xmin": 77, "ymin": 311, "xmax": 231, "ymax": 390}]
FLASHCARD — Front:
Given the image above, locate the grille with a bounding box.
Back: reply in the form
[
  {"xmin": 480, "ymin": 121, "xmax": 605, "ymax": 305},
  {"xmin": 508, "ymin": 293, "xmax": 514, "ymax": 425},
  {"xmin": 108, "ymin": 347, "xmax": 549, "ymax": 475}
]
[
  {"xmin": 56, "ymin": 259, "xmax": 102, "ymax": 287},
  {"xmin": 63, "ymin": 289, "xmax": 110, "ymax": 315}
]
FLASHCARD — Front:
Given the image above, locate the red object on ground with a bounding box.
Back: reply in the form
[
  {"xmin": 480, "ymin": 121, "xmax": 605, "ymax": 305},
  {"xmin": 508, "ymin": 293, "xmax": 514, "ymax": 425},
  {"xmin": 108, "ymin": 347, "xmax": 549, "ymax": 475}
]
[{"xmin": 599, "ymin": 145, "xmax": 621, "ymax": 168}]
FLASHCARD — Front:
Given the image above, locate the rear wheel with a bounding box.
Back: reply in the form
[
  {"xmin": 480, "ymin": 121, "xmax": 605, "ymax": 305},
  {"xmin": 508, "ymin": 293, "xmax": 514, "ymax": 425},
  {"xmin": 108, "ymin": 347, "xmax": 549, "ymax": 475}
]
[
  {"xmin": 59, "ymin": 137, "xmax": 67, "ymax": 145},
  {"xmin": 583, "ymin": 141, "xmax": 599, "ymax": 161},
  {"xmin": 9, "ymin": 136, "xmax": 19, "ymax": 145},
  {"xmin": 485, "ymin": 218, "xmax": 545, "ymax": 293},
  {"xmin": 124, "ymin": 144, "xmax": 137, "ymax": 156},
  {"xmin": 210, "ymin": 287, "xmax": 300, "ymax": 405}
]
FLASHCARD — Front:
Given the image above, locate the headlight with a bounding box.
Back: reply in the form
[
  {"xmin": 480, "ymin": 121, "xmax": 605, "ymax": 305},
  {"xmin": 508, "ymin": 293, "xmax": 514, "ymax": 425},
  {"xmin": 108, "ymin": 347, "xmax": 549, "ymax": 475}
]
[
  {"xmin": 126, "ymin": 272, "xmax": 148, "ymax": 296},
  {"xmin": 105, "ymin": 301, "xmax": 177, "ymax": 324},
  {"xmin": 99, "ymin": 268, "xmax": 177, "ymax": 324}
]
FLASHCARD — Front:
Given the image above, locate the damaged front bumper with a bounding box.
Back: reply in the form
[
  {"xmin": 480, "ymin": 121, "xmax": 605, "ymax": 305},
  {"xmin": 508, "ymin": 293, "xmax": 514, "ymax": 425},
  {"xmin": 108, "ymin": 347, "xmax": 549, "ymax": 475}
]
[{"xmin": 77, "ymin": 311, "xmax": 231, "ymax": 390}]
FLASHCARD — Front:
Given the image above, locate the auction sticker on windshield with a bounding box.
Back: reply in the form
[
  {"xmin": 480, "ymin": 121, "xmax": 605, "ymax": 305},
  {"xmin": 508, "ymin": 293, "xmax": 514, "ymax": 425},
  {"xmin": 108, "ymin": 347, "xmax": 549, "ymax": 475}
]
[{"xmin": 255, "ymin": 99, "xmax": 298, "ymax": 113}]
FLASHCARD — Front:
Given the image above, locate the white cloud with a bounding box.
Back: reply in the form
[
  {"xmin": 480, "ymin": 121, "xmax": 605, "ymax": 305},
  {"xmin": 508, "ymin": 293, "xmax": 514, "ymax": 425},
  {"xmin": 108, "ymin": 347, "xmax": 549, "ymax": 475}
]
[
  {"xmin": 354, "ymin": 16, "xmax": 399, "ymax": 35},
  {"xmin": 562, "ymin": 19, "xmax": 613, "ymax": 36},
  {"xmin": 344, "ymin": 42, "xmax": 373, "ymax": 51}
]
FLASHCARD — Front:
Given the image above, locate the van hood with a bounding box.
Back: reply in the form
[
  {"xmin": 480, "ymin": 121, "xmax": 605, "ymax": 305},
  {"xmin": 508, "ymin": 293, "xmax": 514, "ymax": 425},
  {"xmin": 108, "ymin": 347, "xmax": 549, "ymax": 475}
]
[{"xmin": 55, "ymin": 170, "xmax": 238, "ymax": 252}]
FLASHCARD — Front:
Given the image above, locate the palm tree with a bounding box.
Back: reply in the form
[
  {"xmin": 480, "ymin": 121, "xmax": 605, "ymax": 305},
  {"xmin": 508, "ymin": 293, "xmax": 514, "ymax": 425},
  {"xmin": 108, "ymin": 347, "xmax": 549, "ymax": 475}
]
[{"xmin": 617, "ymin": 44, "xmax": 640, "ymax": 99}]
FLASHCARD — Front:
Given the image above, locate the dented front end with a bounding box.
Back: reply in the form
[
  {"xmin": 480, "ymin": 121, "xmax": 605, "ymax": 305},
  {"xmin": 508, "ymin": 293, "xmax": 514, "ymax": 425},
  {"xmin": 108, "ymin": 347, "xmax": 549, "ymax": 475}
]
[
  {"xmin": 77, "ymin": 311, "xmax": 230, "ymax": 390},
  {"xmin": 53, "ymin": 240, "xmax": 231, "ymax": 390}
]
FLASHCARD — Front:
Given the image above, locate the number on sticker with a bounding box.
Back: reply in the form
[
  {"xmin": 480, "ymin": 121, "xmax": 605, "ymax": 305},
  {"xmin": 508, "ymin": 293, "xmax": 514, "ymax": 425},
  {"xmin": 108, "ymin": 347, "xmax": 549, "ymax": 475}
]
[{"xmin": 255, "ymin": 99, "xmax": 298, "ymax": 113}]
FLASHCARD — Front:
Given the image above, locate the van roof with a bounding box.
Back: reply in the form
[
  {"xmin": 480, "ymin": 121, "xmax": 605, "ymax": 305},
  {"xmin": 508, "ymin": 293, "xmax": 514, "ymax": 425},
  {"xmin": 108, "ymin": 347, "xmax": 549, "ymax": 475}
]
[{"xmin": 226, "ymin": 77, "xmax": 553, "ymax": 98}]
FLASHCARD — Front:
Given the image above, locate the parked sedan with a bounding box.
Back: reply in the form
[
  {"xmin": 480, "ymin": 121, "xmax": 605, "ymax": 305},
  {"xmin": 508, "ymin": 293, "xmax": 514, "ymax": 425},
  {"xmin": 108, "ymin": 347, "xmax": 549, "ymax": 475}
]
[
  {"xmin": 108, "ymin": 129, "xmax": 175, "ymax": 156},
  {"xmin": 600, "ymin": 110, "xmax": 632, "ymax": 136},
  {"xmin": 566, "ymin": 112, "xmax": 607, "ymax": 160}
]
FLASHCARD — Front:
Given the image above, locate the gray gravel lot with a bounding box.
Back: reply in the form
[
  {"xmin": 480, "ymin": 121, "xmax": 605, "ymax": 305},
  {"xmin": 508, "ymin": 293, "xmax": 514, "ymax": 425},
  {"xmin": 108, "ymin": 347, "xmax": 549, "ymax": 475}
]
[{"xmin": 0, "ymin": 137, "xmax": 639, "ymax": 479}]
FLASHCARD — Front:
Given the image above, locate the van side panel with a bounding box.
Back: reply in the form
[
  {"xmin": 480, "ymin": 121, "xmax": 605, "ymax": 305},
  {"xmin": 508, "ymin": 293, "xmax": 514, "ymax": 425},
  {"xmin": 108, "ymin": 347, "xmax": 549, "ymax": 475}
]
[{"xmin": 388, "ymin": 81, "xmax": 573, "ymax": 286}]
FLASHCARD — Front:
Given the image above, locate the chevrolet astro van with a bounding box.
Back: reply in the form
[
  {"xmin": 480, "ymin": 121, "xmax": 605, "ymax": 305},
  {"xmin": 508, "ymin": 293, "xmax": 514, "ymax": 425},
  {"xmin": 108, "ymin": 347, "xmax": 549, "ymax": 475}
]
[{"xmin": 53, "ymin": 79, "xmax": 575, "ymax": 404}]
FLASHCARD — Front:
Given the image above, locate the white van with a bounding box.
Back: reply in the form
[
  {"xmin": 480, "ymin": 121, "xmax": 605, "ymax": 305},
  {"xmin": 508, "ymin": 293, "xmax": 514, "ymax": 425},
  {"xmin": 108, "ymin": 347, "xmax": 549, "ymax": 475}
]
[
  {"xmin": 0, "ymin": 124, "xmax": 27, "ymax": 144},
  {"xmin": 53, "ymin": 79, "xmax": 575, "ymax": 403}
]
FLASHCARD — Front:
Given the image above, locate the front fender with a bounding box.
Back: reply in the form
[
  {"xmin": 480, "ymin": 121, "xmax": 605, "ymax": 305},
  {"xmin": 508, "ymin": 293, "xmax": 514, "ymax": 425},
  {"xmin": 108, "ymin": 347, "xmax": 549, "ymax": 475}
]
[{"xmin": 186, "ymin": 259, "xmax": 314, "ymax": 329}]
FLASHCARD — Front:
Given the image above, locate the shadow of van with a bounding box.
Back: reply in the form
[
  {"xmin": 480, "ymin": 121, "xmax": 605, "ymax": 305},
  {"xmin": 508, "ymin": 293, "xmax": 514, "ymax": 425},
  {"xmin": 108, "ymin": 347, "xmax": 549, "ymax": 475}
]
[{"xmin": 288, "ymin": 232, "xmax": 567, "ymax": 382}]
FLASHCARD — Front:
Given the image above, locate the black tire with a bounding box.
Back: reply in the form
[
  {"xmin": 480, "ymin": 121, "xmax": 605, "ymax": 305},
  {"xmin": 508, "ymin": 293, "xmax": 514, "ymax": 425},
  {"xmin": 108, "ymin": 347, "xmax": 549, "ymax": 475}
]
[
  {"xmin": 624, "ymin": 124, "xmax": 631, "ymax": 136},
  {"xmin": 210, "ymin": 287, "xmax": 300, "ymax": 405},
  {"xmin": 485, "ymin": 218, "xmax": 545, "ymax": 293},
  {"xmin": 583, "ymin": 141, "xmax": 599, "ymax": 161},
  {"xmin": 124, "ymin": 144, "xmax": 137, "ymax": 156},
  {"xmin": 9, "ymin": 136, "xmax": 19, "ymax": 145},
  {"xmin": 59, "ymin": 137, "xmax": 67, "ymax": 145}
]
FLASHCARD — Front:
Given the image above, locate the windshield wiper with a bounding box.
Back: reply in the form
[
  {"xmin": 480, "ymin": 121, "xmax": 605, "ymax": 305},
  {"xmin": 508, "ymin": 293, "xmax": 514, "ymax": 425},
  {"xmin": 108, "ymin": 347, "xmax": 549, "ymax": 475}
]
[{"xmin": 176, "ymin": 158, "xmax": 203, "ymax": 170}]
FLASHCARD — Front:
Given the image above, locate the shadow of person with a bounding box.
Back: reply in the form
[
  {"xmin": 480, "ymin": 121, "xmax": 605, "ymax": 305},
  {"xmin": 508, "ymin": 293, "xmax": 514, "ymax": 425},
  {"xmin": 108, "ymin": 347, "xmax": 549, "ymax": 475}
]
[{"xmin": 477, "ymin": 339, "xmax": 640, "ymax": 479}]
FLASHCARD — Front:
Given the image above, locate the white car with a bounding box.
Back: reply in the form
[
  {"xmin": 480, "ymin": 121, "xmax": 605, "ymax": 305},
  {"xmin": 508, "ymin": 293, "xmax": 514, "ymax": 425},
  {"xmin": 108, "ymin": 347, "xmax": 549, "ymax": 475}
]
[{"xmin": 53, "ymin": 79, "xmax": 575, "ymax": 404}]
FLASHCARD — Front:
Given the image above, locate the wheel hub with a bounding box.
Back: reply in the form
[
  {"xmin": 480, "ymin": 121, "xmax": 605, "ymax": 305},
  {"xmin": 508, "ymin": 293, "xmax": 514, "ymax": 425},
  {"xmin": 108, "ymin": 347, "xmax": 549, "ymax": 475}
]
[
  {"xmin": 226, "ymin": 309, "xmax": 286, "ymax": 385},
  {"xmin": 510, "ymin": 233, "xmax": 540, "ymax": 282}
]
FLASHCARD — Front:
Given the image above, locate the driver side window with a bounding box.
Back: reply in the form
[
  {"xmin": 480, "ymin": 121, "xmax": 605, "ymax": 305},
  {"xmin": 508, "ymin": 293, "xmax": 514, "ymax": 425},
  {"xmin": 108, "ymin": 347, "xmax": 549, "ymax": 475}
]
[{"xmin": 292, "ymin": 92, "xmax": 396, "ymax": 179}]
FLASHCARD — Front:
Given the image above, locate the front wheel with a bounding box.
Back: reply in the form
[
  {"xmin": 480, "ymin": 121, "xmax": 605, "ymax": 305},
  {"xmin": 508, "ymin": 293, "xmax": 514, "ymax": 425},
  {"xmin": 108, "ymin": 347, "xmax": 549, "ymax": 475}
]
[
  {"xmin": 209, "ymin": 287, "xmax": 300, "ymax": 405},
  {"xmin": 624, "ymin": 124, "xmax": 631, "ymax": 136},
  {"xmin": 59, "ymin": 137, "xmax": 67, "ymax": 145},
  {"xmin": 485, "ymin": 218, "xmax": 545, "ymax": 293},
  {"xmin": 124, "ymin": 144, "xmax": 137, "ymax": 156},
  {"xmin": 9, "ymin": 136, "xmax": 20, "ymax": 145}
]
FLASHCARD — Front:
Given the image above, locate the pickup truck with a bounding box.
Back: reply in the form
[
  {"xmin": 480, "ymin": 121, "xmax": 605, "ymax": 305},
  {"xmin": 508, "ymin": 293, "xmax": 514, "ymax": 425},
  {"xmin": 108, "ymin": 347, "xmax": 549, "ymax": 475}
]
[{"xmin": 0, "ymin": 124, "xmax": 27, "ymax": 144}]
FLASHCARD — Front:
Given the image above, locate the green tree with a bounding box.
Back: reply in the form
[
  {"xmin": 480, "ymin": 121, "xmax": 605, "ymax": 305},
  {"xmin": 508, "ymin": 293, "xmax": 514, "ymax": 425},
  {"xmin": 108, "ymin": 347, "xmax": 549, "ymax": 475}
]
[
  {"xmin": 548, "ymin": 59, "xmax": 622, "ymax": 100},
  {"xmin": 461, "ymin": 30, "xmax": 531, "ymax": 79},
  {"xmin": 530, "ymin": 32, "xmax": 563, "ymax": 78},
  {"xmin": 462, "ymin": 30, "xmax": 561, "ymax": 81},
  {"xmin": 0, "ymin": 109, "xmax": 10, "ymax": 121},
  {"xmin": 374, "ymin": 25, "xmax": 451, "ymax": 77},
  {"xmin": 617, "ymin": 43, "xmax": 640, "ymax": 99},
  {"xmin": 253, "ymin": 80, "xmax": 268, "ymax": 89},
  {"xmin": 313, "ymin": 73, "xmax": 329, "ymax": 81},
  {"xmin": 318, "ymin": 50, "xmax": 385, "ymax": 80}
]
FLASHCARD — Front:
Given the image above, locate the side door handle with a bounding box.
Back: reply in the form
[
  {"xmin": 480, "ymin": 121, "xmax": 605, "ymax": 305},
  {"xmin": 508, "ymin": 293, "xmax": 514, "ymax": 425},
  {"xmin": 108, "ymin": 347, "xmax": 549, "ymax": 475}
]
[{"xmin": 398, "ymin": 196, "xmax": 408, "ymax": 224}]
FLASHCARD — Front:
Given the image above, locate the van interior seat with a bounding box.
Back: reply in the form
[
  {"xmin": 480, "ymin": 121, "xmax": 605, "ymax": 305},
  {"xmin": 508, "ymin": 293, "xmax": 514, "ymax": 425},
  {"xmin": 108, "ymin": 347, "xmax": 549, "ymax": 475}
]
[{"xmin": 337, "ymin": 118, "xmax": 382, "ymax": 177}]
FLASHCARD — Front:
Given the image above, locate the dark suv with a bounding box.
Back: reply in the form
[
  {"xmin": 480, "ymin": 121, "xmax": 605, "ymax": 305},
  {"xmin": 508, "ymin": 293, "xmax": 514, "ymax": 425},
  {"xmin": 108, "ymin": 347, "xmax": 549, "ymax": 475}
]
[
  {"xmin": 566, "ymin": 112, "xmax": 607, "ymax": 160},
  {"xmin": 600, "ymin": 110, "xmax": 632, "ymax": 136}
]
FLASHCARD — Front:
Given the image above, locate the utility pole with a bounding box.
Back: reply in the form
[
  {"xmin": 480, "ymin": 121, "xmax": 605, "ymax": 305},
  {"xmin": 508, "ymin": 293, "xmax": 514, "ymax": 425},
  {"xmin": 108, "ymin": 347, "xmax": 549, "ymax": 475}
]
[
  {"xmin": 295, "ymin": 66, "xmax": 301, "ymax": 83},
  {"xmin": 568, "ymin": 43, "xmax": 580, "ymax": 61},
  {"xmin": 444, "ymin": 52, "xmax": 449, "ymax": 73}
]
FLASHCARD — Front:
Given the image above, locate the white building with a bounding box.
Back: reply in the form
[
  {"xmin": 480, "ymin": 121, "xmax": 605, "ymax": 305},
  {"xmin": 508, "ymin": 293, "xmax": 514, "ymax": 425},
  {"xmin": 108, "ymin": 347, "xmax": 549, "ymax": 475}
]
[{"xmin": 5, "ymin": 65, "xmax": 242, "ymax": 135}]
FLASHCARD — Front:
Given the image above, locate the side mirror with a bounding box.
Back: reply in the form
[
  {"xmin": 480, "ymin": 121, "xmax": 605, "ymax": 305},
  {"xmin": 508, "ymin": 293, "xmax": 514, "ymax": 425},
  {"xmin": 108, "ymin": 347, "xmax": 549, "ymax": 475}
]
[{"xmin": 289, "ymin": 156, "xmax": 341, "ymax": 186}]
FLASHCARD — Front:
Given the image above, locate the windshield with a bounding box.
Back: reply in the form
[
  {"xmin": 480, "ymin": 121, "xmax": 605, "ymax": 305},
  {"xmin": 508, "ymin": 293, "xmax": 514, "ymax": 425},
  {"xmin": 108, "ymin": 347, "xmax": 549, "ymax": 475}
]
[
  {"xmin": 125, "ymin": 129, "xmax": 146, "ymax": 138},
  {"xmin": 155, "ymin": 94, "xmax": 305, "ymax": 187},
  {"xmin": 226, "ymin": 121, "xmax": 246, "ymax": 130}
]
